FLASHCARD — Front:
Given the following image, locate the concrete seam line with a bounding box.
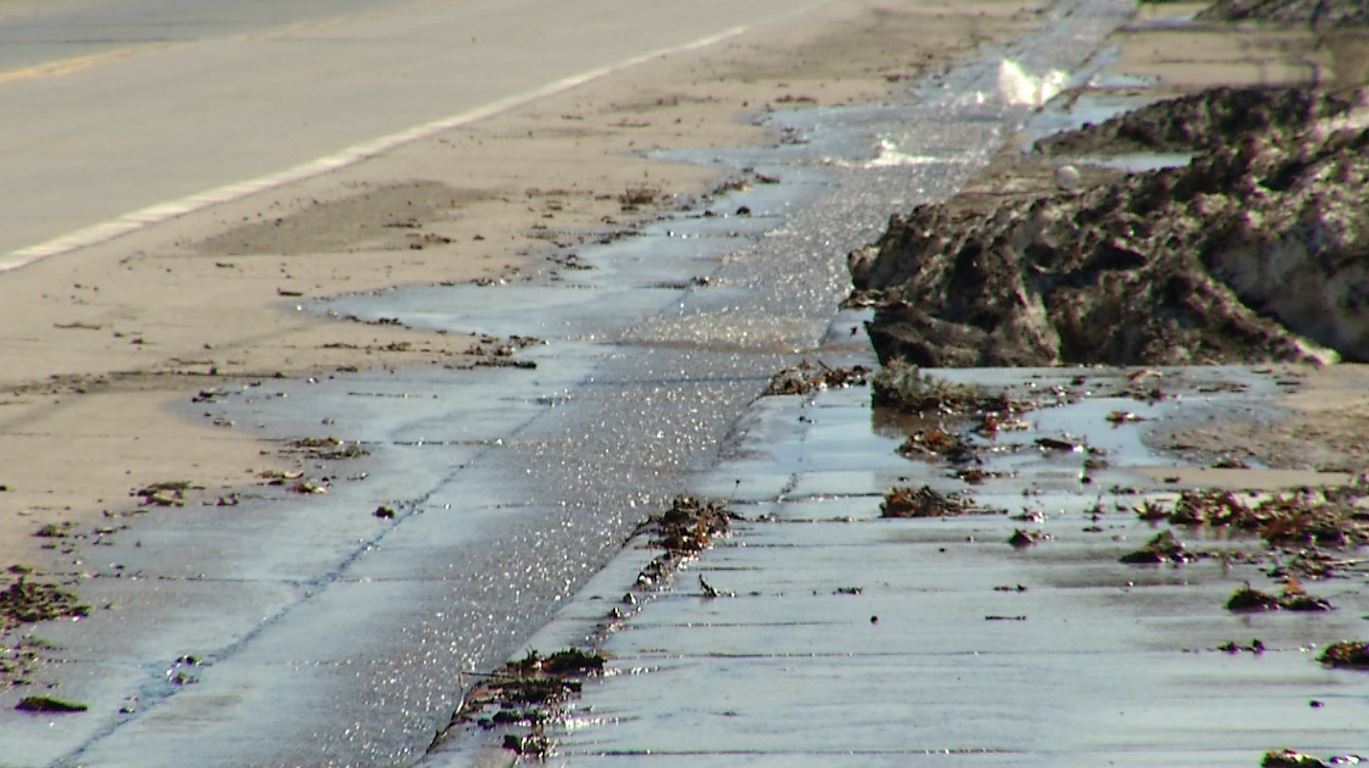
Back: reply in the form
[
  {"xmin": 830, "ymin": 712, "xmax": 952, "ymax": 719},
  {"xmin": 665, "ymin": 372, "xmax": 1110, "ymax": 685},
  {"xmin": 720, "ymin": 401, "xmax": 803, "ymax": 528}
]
[{"xmin": 0, "ymin": 23, "xmax": 752, "ymax": 273}]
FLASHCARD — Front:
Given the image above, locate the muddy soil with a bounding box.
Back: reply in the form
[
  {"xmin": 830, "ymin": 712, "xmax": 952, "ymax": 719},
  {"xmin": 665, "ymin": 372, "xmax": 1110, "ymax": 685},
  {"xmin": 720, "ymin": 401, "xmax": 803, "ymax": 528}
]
[
  {"xmin": 1195, "ymin": 0, "xmax": 1369, "ymax": 25},
  {"xmin": 851, "ymin": 84, "xmax": 1369, "ymax": 367}
]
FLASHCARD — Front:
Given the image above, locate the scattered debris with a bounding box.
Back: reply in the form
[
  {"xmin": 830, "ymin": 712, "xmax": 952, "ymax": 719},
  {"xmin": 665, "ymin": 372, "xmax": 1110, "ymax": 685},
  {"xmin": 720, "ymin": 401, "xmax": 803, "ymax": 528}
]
[
  {"xmin": 955, "ymin": 467, "xmax": 1013, "ymax": 485},
  {"xmin": 34, "ymin": 523, "xmax": 72, "ymax": 539},
  {"xmin": 14, "ymin": 695, "xmax": 88, "ymax": 713},
  {"xmin": 132, "ymin": 481, "xmax": 201, "ymax": 507},
  {"xmin": 1226, "ymin": 583, "xmax": 1282, "ymax": 612},
  {"xmin": 880, "ymin": 485, "xmax": 989, "ymax": 518},
  {"xmin": 699, "ymin": 575, "xmax": 732, "ymax": 599},
  {"xmin": 1035, "ymin": 436, "xmax": 1084, "ymax": 453},
  {"xmin": 1317, "ymin": 641, "xmax": 1369, "ymax": 670},
  {"xmin": 1217, "ymin": 638, "xmax": 1266, "ymax": 654},
  {"xmin": 373, "ymin": 505, "xmax": 398, "ymax": 519},
  {"xmin": 764, "ymin": 360, "xmax": 869, "ymax": 396},
  {"xmin": 872, "ymin": 360, "xmax": 989, "ymax": 414},
  {"xmin": 1008, "ymin": 528, "xmax": 1051, "ymax": 548},
  {"xmin": 284, "ymin": 437, "xmax": 369, "ymax": 461},
  {"xmin": 1, "ymin": 578, "xmax": 89, "ymax": 631},
  {"xmin": 1227, "ymin": 578, "xmax": 1333, "ymax": 612},
  {"xmin": 618, "ymin": 186, "xmax": 659, "ymax": 209},
  {"xmin": 1146, "ymin": 488, "xmax": 1369, "ymax": 547},
  {"xmin": 259, "ymin": 470, "xmax": 304, "ymax": 485},
  {"xmin": 290, "ymin": 479, "xmax": 329, "ymax": 495},
  {"xmin": 447, "ymin": 647, "xmax": 608, "ymax": 759},
  {"xmin": 1119, "ymin": 530, "xmax": 1199, "ymax": 564},
  {"xmin": 502, "ymin": 732, "xmax": 551, "ymax": 758},
  {"xmin": 1261, "ymin": 749, "xmax": 1366, "ymax": 768},
  {"xmin": 896, "ymin": 427, "xmax": 973, "ymax": 461},
  {"xmin": 1106, "ymin": 410, "xmax": 1143, "ymax": 425},
  {"xmin": 634, "ymin": 496, "xmax": 736, "ymax": 588}
]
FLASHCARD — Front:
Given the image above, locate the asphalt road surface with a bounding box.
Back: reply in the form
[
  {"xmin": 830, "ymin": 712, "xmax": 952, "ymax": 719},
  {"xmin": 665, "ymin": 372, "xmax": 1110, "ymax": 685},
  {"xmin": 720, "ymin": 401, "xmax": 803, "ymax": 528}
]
[{"xmin": 0, "ymin": 0, "xmax": 823, "ymax": 266}]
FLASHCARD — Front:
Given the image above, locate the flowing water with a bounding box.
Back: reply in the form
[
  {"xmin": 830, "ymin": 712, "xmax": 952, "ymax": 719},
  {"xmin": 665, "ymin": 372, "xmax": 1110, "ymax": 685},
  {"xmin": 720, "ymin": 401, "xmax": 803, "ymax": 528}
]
[{"xmin": 7, "ymin": 2, "xmax": 1222, "ymax": 766}]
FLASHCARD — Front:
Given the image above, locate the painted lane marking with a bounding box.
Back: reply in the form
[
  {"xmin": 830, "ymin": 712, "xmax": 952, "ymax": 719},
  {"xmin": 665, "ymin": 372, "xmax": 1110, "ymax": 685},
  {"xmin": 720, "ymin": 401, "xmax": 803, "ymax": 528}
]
[
  {"xmin": 0, "ymin": 46, "xmax": 149, "ymax": 87},
  {"xmin": 0, "ymin": 24, "xmax": 752, "ymax": 273}
]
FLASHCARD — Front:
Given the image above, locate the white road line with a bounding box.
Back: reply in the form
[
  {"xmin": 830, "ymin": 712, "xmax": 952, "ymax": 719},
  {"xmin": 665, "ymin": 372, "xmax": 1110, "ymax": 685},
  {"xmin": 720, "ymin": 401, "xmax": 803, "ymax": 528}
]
[{"xmin": 0, "ymin": 24, "xmax": 751, "ymax": 273}]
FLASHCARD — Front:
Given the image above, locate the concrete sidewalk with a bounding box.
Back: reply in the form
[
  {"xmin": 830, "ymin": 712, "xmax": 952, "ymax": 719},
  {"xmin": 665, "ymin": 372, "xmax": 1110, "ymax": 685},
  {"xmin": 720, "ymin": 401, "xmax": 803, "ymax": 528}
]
[{"xmin": 439, "ymin": 348, "xmax": 1369, "ymax": 766}]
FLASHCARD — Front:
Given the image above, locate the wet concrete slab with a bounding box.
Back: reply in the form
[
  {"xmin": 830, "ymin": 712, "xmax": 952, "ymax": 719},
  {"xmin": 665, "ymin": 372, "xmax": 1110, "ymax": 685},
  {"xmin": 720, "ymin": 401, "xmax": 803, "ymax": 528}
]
[
  {"xmin": 6, "ymin": 2, "xmax": 1153, "ymax": 764},
  {"xmin": 473, "ymin": 361, "xmax": 1368, "ymax": 765}
]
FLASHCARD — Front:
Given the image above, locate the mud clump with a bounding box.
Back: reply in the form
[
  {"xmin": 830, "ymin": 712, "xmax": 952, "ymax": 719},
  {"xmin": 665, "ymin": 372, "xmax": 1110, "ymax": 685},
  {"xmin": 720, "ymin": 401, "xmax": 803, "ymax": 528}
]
[
  {"xmin": 851, "ymin": 85, "xmax": 1369, "ymax": 366},
  {"xmin": 1, "ymin": 577, "xmax": 89, "ymax": 632}
]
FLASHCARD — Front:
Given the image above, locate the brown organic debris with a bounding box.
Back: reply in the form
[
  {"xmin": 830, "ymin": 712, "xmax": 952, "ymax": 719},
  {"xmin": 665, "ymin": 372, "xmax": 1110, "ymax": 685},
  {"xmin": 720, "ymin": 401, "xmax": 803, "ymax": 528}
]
[
  {"xmin": 634, "ymin": 496, "xmax": 736, "ymax": 589},
  {"xmin": 1008, "ymin": 528, "xmax": 1051, "ymax": 548},
  {"xmin": 1227, "ymin": 578, "xmax": 1333, "ymax": 613},
  {"xmin": 284, "ymin": 436, "xmax": 369, "ymax": 461},
  {"xmin": 1226, "ymin": 583, "xmax": 1282, "ymax": 612},
  {"xmin": 896, "ymin": 427, "xmax": 972, "ymax": 461},
  {"xmin": 1, "ymin": 578, "xmax": 90, "ymax": 631},
  {"xmin": 449, "ymin": 647, "xmax": 607, "ymax": 759},
  {"xmin": 1217, "ymin": 638, "xmax": 1266, "ymax": 655},
  {"xmin": 1119, "ymin": 530, "xmax": 1199, "ymax": 564},
  {"xmin": 880, "ymin": 485, "xmax": 988, "ymax": 518},
  {"xmin": 132, "ymin": 480, "xmax": 201, "ymax": 507},
  {"xmin": 872, "ymin": 360, "xmax": 1004, "ymax": 415},
  {"xmin": 1317, "ymin": 641, "xmax": 1369, "ymax": 670},
  {"xmin": 1262, "ymin": 750, "xmax": 1345, "ymax": 768},
  {"xmin": 1152, "ymin": 488, "xmax": 1369, "ymax": 547},
  {"xmin": 764, "ymin": 360, "xmax": 870, "ymax": 396},
  {"xmin": 647, "ymin": 496, "xmax": 733, "ymax": 557}
]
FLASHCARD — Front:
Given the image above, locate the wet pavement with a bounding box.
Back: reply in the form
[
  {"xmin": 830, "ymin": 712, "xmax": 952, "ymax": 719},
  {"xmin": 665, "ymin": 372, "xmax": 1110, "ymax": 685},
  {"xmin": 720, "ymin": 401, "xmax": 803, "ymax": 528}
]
[
  {"xmin": 4, "ymin": 2, "xmax": 1166, "ymax": 766},
  {"xmin": 459, "ymin": 356, "xmax": 1368, "ymax": 765}
]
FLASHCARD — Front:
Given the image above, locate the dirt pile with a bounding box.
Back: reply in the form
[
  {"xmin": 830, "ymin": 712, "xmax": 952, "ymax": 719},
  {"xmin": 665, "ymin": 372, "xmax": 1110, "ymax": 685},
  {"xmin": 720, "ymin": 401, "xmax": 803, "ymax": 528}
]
[
  {"xmin": 1036, "ymin": 86, "xmax": 1351, "ymax": 155},
  {"xmin": 1195, "ymin": 0, "xmax": 1369, "ymax": 25},
  {"xmin": 851, "ymin": 85, "xmax": 1369, "ymax": 367}
]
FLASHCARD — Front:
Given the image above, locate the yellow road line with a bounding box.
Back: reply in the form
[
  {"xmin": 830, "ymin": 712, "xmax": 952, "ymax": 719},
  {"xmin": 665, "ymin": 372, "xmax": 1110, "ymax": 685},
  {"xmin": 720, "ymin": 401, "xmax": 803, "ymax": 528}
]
[{"xmin": 0, "ymin": 46, "xmax": 144, "ymax": 87}]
